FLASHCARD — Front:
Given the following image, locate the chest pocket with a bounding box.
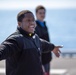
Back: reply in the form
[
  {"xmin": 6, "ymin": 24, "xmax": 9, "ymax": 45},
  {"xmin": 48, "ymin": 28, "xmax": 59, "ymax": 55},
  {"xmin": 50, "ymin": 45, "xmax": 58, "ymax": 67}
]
[{"xmin": 22, "ymin": 35, "xmax": 41, "ymax": 56}]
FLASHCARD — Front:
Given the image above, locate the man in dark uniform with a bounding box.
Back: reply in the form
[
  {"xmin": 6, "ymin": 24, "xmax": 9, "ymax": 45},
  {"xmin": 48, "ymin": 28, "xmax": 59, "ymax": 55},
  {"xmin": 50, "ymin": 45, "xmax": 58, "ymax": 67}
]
[
  {"xmin": 0, "ymin": 10, "xmax": 62, "ymax": 75},
  {"xmin": 35, "ymin": 5, "xmax": 53, "ymax": 75}
]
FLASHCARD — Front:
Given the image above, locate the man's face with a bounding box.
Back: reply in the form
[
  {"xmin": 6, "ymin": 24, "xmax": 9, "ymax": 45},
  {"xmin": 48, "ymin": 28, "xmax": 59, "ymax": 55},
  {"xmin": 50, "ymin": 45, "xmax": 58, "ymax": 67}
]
[
  {"xmin": 36, "ymin": 9, "xmax": 45, "ymax": 21},
  {"xmin": 18, "ymin": 13, "xmax": 36, "ymax": 33}
]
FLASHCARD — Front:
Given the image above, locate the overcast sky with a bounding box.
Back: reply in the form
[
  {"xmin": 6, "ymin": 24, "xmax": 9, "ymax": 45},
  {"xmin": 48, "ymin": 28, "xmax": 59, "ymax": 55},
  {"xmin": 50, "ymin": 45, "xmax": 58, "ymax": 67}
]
[{"xmin": 0, "ymin": 0, "xmax": 76, "ymax": 10}]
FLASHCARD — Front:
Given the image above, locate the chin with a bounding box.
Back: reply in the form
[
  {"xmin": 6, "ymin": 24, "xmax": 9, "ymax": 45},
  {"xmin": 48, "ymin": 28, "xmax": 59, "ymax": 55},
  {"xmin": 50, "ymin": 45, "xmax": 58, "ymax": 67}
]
[
  {"xmin": 29, "ymin": 30, "xmax": 35, "ymax": 33},
  {"xmin": 31, "ymin": 32, "xmax": 34, "ymax": 34},
  {"xmin": 29, "ymin": 31, "xmax": 34, "ymax": 34}
]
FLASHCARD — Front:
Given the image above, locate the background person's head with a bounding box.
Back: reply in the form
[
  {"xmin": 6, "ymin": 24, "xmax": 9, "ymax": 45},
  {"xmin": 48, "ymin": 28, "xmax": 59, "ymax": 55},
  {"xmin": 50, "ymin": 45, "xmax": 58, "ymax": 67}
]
[
  {"xmin": 17, "ymin": 10, "xmax": 36, "ymax": 33},
  {"xmin": 35, "ymin": 5, "xmax": 46, "ymax": 22}
]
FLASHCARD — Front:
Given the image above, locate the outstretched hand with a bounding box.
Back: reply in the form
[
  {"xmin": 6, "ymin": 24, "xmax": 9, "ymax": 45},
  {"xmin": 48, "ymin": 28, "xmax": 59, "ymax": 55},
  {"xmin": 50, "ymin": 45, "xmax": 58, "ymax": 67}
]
[{"xmin": 52, "ymin": 46, "xmax": 63, "ymax": 57}]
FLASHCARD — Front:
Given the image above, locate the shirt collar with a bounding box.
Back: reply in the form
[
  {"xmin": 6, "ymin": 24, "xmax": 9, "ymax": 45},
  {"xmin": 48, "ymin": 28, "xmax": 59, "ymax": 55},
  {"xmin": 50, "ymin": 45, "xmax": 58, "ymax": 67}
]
[
  {"xmin": 36, "ymin": 20, "xmax": 45, "ymax": 27},
  {"xmin": 17, "ymin": 26, "xmax": 35, "ymax": 37}
]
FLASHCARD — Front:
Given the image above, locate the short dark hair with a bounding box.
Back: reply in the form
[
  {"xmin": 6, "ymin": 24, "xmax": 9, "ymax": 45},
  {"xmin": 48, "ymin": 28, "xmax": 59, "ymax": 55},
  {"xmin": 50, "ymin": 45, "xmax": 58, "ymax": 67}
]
[
  {"xmin": 35, "ymin": 5, "xmax": 46, "ymax": 13},
  {"xmin": 17, "ymin": 10, "xmax": 33, "ymax": 22}
]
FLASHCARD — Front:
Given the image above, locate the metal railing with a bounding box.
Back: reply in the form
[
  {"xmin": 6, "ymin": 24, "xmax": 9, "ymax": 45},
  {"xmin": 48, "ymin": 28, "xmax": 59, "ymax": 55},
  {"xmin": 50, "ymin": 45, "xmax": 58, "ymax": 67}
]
[{"xmin": 61, "ymin": 52, "xmax": 76, "ymax": 58}]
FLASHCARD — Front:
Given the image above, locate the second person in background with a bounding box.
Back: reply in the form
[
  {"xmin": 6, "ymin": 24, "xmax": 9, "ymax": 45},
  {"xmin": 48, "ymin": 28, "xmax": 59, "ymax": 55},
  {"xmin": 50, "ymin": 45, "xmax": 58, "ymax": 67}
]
[{"xmin": 35, "ymin": 5, "xmax": 52, "ymax": 75}]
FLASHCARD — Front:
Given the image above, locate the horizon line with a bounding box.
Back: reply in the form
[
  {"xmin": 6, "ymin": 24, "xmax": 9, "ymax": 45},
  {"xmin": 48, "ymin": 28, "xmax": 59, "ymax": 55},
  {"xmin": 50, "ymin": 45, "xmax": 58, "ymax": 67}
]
[{"xmin": 0, "ymin": 1, "xmax": 76, "ymax": 10}]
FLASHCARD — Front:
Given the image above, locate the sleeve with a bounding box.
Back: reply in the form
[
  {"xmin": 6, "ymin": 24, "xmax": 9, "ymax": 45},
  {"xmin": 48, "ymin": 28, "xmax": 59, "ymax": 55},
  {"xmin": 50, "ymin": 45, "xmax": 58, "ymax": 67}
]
[
  {"xmin": 0, "ymin": 36, "xmax": 22, "ymax": 60},
  {"xmin": 40, "ymin": 38, "xmax": 55, "ymax": 53}
]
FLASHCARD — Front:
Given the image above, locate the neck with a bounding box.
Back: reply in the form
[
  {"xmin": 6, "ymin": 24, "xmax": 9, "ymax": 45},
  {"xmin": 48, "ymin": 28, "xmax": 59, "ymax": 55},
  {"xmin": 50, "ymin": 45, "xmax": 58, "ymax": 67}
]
[
  {"xmin": 17, "ymin": 26, "xmax": 35, "ymax": 37},
  {"xmin": 37, "ymin": 19, "xmax": 44, "ymax": 22}
]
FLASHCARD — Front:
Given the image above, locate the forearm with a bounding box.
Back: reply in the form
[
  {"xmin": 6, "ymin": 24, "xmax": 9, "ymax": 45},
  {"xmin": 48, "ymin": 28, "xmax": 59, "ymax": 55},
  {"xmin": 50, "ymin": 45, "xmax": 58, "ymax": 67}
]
[
  {"xmin": 40, "ymin": 39, "xmax": 55, "ymax": 53},
  {"xmin": 0, "ymin": 44, "xmax": 10, "ymax": 60},
  {"xmin": 0, "ymin": 38, "xmax": 21, "ymax": 60}
]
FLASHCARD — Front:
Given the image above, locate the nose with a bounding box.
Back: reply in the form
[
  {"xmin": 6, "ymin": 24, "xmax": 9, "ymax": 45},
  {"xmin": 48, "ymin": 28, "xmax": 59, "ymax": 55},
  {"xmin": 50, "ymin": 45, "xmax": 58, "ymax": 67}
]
[
  {"xmin": 31, "ymin": 21, "xmax": 34, "ymax": 24},
  {"xmin": 30, "ymin": 21, "xmax": 36, "ymax": 25},
  {"xmin": 30, "ymin": 21, "xmax": 36, "ymax": 27}
]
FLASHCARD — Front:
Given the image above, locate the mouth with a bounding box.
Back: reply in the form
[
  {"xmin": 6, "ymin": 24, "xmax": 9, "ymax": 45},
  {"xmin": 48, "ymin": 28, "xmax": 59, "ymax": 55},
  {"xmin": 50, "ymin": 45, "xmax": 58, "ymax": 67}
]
[
  {"xmin": 29, "ymin": 25, "xmax": 35, "ymax": 32},
  {"xmin": 29, "ymin": 26, "xmax": 35, "ymax": 28}
]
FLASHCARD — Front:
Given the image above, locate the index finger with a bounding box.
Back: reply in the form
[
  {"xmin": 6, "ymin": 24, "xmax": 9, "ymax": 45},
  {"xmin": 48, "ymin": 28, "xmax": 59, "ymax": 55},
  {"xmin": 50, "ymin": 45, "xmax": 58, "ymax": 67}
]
[{"xmin": 55, "ymin": 45, "xmax": 63, "ymax": 48}]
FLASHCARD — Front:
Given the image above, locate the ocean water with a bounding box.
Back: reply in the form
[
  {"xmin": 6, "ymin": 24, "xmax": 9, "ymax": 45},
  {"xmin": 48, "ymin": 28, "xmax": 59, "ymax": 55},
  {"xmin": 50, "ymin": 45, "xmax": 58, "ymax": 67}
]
[{"xmin": 0, "ymin": 9, "xmax": 76, "ymax": 52}]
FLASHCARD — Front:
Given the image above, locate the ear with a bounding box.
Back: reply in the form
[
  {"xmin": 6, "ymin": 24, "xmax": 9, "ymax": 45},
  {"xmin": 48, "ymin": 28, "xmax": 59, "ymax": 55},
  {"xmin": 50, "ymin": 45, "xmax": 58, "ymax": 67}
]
[{"xmin": 18, "ymin": 22, "xmax": 22, "ymax": 27}]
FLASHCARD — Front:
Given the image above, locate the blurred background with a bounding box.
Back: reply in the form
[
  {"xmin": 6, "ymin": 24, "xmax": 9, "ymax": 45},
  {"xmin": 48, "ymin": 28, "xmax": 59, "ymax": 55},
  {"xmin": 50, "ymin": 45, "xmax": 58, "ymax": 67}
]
[{"xmin": 0, "ymin": 0, "xmax": 76, "ymax": 75}]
